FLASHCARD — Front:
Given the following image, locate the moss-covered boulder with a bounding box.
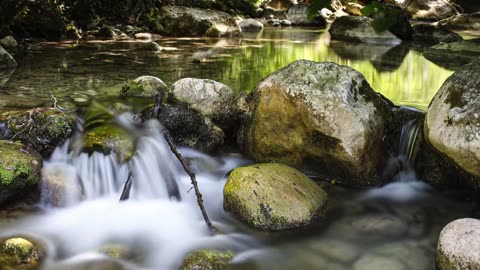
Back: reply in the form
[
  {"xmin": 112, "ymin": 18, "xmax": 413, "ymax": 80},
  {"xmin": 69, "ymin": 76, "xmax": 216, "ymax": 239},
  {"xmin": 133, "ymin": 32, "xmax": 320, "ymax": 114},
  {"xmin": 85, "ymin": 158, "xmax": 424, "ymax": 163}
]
[
  {"xmin": 425, "ymin": 57, "xmax": 480, "ymax": 179},
  {"xmin": 0, "ymin": 108, "xmax": 76, "ymax": 157},
  {"xmin": 98, "ymin": 244, "xmax": 141, "ymax": 262},
  {"xmin": 0, "ymin": 141, "xmax": 42, "ymax": 204},
  {"xmin": 239, "ymin": 60, "xmax": 393, "ymax": 185},
  {"xmin": 0, "ymin": 237, "xmax": 43, "ymax": 268},
  {"xmin": 82, "ymin": 124, "xmax": 135, "ymax": 162},
  {"xmin": 436, "ymin": 218, "xmax": 480, "ymax": 270},
  {"xmin": 121, "ymin": 76, "xmax": 168, "ymax": 97},
  {"xmin": 180, "ymin": 249, "xmax": 234, "ymax": 270},
  {"xmin": 224, "ymin": 163, "xmax": 328, "ymax": 231}
]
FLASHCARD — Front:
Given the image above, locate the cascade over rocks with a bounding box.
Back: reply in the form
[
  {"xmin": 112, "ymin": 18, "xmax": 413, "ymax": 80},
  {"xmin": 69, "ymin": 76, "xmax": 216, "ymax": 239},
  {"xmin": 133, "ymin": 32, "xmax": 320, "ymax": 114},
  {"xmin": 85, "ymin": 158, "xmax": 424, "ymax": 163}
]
[
  {"xmin": 0, "ymin": 108, "xmax": 76, "ymax": 157},
  {"xmin": 239, "ymin": 60, "xmax": 393, "ymax": 185},
  {"xmin": 0, "ymin": 141, "xmax": 42, "ymax": 204},
  {"xmin": 436, "ymin": 218, "xmax": 480, "ymax": 270},
  {"xmin": 153, "ymin": 6, "xmax": 241, "ymax": 37},
  {"xmin": 224, "ymin": 163, "xmax": 328, "ymax": 231},
  {"xmin": 329, "ymin": 16, "xmax": 402, "ymax": 44},
  {"xmin": 425, "ymin": 57, "xmax": 480, "ymax": 179}
]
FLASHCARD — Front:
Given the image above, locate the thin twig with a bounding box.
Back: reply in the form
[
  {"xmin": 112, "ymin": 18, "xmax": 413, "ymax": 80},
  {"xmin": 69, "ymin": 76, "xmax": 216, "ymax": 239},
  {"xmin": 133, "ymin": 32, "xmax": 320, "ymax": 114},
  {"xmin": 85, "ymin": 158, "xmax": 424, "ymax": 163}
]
[{"xmin": 120, "ymin": 173, "xmax": 134, "ymax": 201}]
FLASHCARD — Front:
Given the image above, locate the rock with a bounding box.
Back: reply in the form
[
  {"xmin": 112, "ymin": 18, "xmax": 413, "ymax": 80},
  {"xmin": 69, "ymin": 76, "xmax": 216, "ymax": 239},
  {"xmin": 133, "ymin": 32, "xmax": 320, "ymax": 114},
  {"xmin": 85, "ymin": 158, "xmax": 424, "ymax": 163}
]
[
  {"xmin": 0, "ymin": 45, "xmax": 17, "ymax": 69},
  {"xmin": 370, "ymin": 241, "xmax": 432, "ymax": 269},
  {"xmin": 329, "ymin": 16, "xmax": 402, "ymax": 44},
  {"xmin": 98, "ymin": 244, "xmax": 141, "ymax": 261},
  {"xmin": 0, "ymin": 36, "xmax": 18, "ymax": 49},
  {"xmin": 453, "ymin": 0, "xmax": 480, "ymax": 13},
  {"xmin": 82, "ymin": 124, "xmax": 135, "ymax": 162},
  {"xmin": 391, "ymin": 0, "xmax": 460, "ymax": 20},
  {"xmin": 344, "ymin": 2, "xmax": 364, "ymax": 16},
  {"xmin": 425, "ymin": 57, "xmax": 480, "ymax": 178},
  {"xmin": 309, "ymin": 239, "xmax": 360, "ymax": 263},
  {"xmin": 157, "ymin": 105, "xmax": 224, "ymax": 152},
  {"xmin": 437, "ymin": 12, "xmax": 480, "ymax": 31},
  {"xmin": 0, "ymin": 237, "xmax": 42, "ymax": 268},
  {"xmin": 121, "ymin": 76, "xmax": 168, "ymax": 97},
  {"xmin": 0, "ymin": 141, "xmax": 41, "ymax": 204},
  {"xmin": 239, "ymin": 60, "xmax": 393, "ymax": 185},
  {"xmin": 413, "ymin": 24, "xmax": 463, "ymax": 45},
  {"xmin": 96, "ymin": 26, "xmax": 116, "ymax": 38},
  {"xmin": 267, "ymin": 0, "xmax": 297, "ymax": 11},
  {"xmin": 0, "ymin": 68, "xmax": 15, "ymax": 87},
  {"xmin": 238, "ymin": 19, "xmax": 264, "ymax": 32},
  {"xmin": 41, "ymin": 163, "xmax": 82, "ymax": 207},
  {"xmin": 436, "ymin": 218, "xmax": 480, "ymax": 270},
  {"xmin": 223, "ymin": 163, "xmax": 328, "ymax": 231},
  {"xmin": 180, "ymin": 249, "xmax": 234, "ymax": 270},
  {"xmin": 134, "ymin": 32, "xmax": 162, "ymax": 40},
  {"xmin": 153, "ymin": 6, "xmax": 241, "ymax": 37},
  {"xmin": 169, "ymin": 78, "xmax": 238, "ymax": 129},
  {"xmin": 281, "ymin": 19, "xmax": 293, "ymax": 26},
  {"xmin": 0, "ymin": 108, "xmax": 76, "ymax": 157},
  {"xmin": 139, "ymin": 41, "xmax": 162, "ymax": 52},
  {"xmin": 353, "ymin": 253, "xmax": 407, "ymax": 270},
  {"xmin": 286, "ymin": 4, "xmax": 327, "ymax": 26},
  {"xmin": 423, "ymin": 39, "xmax": 480, "ymax": 70}
]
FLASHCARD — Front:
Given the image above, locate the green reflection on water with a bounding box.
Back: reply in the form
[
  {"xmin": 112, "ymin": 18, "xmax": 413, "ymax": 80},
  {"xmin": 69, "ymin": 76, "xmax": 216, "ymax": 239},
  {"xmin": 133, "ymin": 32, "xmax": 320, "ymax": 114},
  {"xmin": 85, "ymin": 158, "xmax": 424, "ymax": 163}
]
[{"xmin": 1, "ymin": 28, "xmax": 455, "ymax": 111}]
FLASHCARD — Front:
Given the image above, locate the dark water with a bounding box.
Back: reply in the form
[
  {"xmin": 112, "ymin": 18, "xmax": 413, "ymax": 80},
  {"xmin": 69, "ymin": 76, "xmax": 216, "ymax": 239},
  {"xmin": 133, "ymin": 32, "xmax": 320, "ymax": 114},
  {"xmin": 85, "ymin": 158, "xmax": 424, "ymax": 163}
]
[{"xmin": 0, "ymin": 27, "xmax": 459, "ymax": 111}]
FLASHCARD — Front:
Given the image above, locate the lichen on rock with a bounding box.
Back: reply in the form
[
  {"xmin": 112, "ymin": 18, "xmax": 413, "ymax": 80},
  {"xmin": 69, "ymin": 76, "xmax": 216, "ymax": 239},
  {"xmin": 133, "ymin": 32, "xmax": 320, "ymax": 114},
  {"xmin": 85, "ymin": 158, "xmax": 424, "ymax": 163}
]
[{"xmin": 180, "ymin": 249, "xmax": 234, "ymax": 270}]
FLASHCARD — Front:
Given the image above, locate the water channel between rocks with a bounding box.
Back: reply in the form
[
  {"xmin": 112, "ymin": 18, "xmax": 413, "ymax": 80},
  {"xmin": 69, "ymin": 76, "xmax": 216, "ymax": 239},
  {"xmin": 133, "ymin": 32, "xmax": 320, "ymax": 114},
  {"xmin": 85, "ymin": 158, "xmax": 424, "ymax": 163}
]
[{"xmin": 0, "ymin": 27, "xmax": 477, "ymax": 270}]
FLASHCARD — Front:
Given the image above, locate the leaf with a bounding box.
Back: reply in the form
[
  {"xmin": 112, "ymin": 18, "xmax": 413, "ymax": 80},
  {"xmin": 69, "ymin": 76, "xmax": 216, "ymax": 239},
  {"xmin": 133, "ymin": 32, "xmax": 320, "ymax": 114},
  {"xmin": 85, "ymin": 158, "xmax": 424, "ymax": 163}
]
[
  {"xmin": 361, "ymin": 0, "xmax": 384, "ymax": 16},
  {"xmin": 308, "ymin": 0, "xmax": 330, "ymax": 19}
]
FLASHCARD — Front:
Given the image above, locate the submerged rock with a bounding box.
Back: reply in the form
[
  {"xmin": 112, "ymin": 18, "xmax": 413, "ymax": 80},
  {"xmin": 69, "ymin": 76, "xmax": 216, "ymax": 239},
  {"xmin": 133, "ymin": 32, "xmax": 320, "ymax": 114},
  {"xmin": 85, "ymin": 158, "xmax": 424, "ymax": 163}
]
[
  {"xmin": 413, "ymin": 24, "xmax": 463, "ymax": 45},
  {"xmin": 169, "ymin": 78, "xmax": 238, "ymax": 129},
  {"xmin": 237, "ymin": 18, "xmax": 264, "ymax": 32},
  {"xmin": 180, "ymin": 249, "xmax": 234, "ymax": 270},
  {"xmin": 0, "ymin": 107, "xmax": 76, "ymax": 157},
  {"xmin": 329, "ymin": 16, "xmax": 401, "ymax": 44},
  {"xmin": 0, "ymin": 45, "xmax": 17, "ymax": 69},
  {"xmin": 224, "ymin": 163, "xmax": 328, "ymax": 231},
  {"xmin": 121, "ymin": 76, "xmax": 168, "ymax": 97},
  {"xmin": 153, "ymin": 6, "xmax": 241, "ymax": 37},
  {"xmin": 239, "ymin": 60, "xmax": 392, "ymax": 185},
  {"xmin": 436, "ymin": 218, "xmax": 480, "ymax": 270},
  {"xmin": 353, "ymin": 253, "xmax": 406, "ymax": 270},
  {"xmin": 0, "ymin": 237, "xmax": 43, "ymax": 268},
  {"xmin": 425, "ymin": 57, "xmax": 480, "ymax": 178}
]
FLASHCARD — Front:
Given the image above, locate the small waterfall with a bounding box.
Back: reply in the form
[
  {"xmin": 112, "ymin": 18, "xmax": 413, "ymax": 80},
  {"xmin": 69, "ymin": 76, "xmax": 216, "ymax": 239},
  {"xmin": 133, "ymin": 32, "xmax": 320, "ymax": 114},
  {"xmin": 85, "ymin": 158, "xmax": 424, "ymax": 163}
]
[{"xmin": 384, "ymin": 118, "xmax": 423, "ymax": 183}]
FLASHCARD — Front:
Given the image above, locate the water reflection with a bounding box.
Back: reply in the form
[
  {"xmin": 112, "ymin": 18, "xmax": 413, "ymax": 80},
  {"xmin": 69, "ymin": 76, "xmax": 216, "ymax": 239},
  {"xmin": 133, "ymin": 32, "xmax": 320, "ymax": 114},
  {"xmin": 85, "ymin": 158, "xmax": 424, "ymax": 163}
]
[{"xmin": 0, "ymin": 28, "xmax": 456, "ymax": 110}]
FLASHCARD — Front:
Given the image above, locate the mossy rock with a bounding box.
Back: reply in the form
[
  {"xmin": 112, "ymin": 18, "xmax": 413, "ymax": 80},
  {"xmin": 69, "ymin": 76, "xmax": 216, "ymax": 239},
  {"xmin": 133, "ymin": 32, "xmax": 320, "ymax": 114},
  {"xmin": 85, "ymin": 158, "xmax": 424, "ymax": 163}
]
[
  {"xmin": 0, "ymin": 237, "xmax": 43, "ymax": 269},
  {"xmin": 180, "ymin": 249, "xmax": 234, "ymax": 270},
  {"xmin": 224, "ymin": 163, "xmax": 328, "ymax": 231},
  {"xmin": 0, "ymin": 108, "xmax": 76, "ymax": 157},
  {"xmin": 120, "ymin": 76, "xmax": 168, "ymax": 97},
  {"xmin": 0, "ymin": 141, "xmax": 42, "ymax": 204},
  {"xmin": 99, "ymin": 244, "xmax": 141, "ymax": 261},
  {"xmin": 82, "ymin": 124, "xmax": 135, "ymax": 162}
]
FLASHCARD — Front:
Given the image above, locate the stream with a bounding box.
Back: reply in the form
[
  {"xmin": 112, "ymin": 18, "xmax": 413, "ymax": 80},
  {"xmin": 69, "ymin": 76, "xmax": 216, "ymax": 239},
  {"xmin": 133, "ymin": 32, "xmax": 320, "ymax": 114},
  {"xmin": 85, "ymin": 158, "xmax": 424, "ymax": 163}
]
[{"xmin": 0, "ymin": 27, "xmax": 477, "ymax": 269}]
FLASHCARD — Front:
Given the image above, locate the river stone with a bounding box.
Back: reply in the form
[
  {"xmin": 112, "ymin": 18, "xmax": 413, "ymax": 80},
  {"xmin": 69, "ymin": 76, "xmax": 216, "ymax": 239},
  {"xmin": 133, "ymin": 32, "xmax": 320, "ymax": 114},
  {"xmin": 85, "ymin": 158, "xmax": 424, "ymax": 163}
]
[
  {"xmin": 224, "ymin": 163, "xmax": 328, "ymax": 231},
  {"xmin": 0, "ymin": 237, "xmax": 42, "ymax": 268},
  {"xmin": 436, "ymin": 218, "xmax": 480, "ymax": 270},
  {"xmin": 371, "ymin": 241, "xmax": 432, "ymax": 269},
  {"xmin": 170, "ymin": 78, "xmax": 237, "ymax": 128},
  {"xmin": 0, "ymin": 45, "xmax": 17, "ymax": 69},
  {"xmin": 154, "ymin": 6, "xmax": 241, "ymax": 37},
  {"xmin": 437, "ymin": 12, "xmax": 480, "ymax": 31},
  {"xmin": 238, "ymin": 19, "xmax": 264, "ymax": 32},
  {"xmin": 423, "ymin": 39, "xmax": 480, "ymax": 70},
  {"xmin": 0, "ymin": 108, "xmax": 76, "ymax": 157},
  {"xmin": 0, "ymin": 36, "xmax": 18, "ymax": 49},
  {"xmin": 353, "ymin": 254, "xmax": 407, "ymax": 270},
  {"xmin": 82, "ymin": 124, "xmax": 134, "ymax": 162},
  {"xmin": 121, "ymin": 76, "xmax": 168, "ymax": 97},
  {"xmin": 0, "ymin": 141, "xmax": 41, "ymax": 204},
  {"xmin": 413, "ymin": 24, "xmax": 463, "ymax": 45},
  {"xmin": 180, "ymin": 249, "xmax": 234, "ymax": 270},
  {"xmin": 286, "ymin": 4, "xmax": 327, "ymax": 26},
  {"xmin": 240, "ymin": 60, "xmax": 392, "ymax": 185},
  {"xmin": 390, "ymin": 0, "xmax": 460, "ymax": 20},
  {"xmin": 425, "ymin": 57, "xmax": 480, "ymax": 178},
  {"xmin": 41, "ymin": 163, "xmax": 82, "ymax": 207},
  {"xmin": 309, "ymin": 239, "xmax": 360, "ymax": 263},
  {"xmin": 329, "ymin": 16, "xmax": 401, "ymax": 44}
]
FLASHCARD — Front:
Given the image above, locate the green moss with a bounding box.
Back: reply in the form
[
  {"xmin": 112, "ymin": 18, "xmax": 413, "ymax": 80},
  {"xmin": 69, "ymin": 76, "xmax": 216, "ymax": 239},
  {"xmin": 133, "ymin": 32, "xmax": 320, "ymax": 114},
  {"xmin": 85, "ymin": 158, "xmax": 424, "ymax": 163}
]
[
  {"xmin": 0, "ymin": 237, "xmax": 42, "ymax": 268},
  {"xmin": 180, "ymin": 249, "xmax": 234, "ymax": 270},
  {"xmin": 121, "ymin": 80, "xmax": 146, "ymax": 97},
  {"xmin": 82, "ymin": 124, "xmax": 135, "ymax": 162}
]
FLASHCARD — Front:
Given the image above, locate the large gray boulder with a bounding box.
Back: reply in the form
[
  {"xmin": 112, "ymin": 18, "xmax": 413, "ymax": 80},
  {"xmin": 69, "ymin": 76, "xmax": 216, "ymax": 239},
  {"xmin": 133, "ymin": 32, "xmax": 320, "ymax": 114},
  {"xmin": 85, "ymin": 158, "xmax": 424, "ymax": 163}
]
[
  {"xmin": 153, "ymin": 6, "xmax": 241, "ymax": 37},
  {"xmin": 425, "ymin": 57, "xmax": 480, "ymax": 178},
  {"xmin": 436, "ymin": 218, "xmax": 480, "ymax": 270},
  {"xmin": 329, "ymin": 16, "xmax": 401, "ymax": 44},
  {"xmin": 224, "ymin": 163, "xmax": 328, "ymax": 231},
  {"xmin": 239, "ymin": 60, "xmax": 392, "ymax": 185},
  {"xmin": 0, "ymin": 45, "xmax": 16, "ymax": 69},
  {"xmin": 169, "ymin": 78, "xmax": 238, "ymax": 129}
]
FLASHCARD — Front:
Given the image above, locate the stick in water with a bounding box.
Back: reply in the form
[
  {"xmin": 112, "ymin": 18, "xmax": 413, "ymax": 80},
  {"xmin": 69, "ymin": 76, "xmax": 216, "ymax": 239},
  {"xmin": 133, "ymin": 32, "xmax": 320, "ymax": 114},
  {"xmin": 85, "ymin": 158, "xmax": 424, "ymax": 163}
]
[{"xmin": 119, "ymin": 173, "xmax": 133, "ymax": 201}]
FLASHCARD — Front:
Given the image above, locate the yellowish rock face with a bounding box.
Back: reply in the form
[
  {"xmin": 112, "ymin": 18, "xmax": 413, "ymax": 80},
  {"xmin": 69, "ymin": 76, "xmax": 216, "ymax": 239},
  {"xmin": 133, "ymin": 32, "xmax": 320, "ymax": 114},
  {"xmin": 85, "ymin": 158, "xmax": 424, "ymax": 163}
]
[{"xmin": 0, "ymin": 237, "xmax": 41, "ymax": 268}]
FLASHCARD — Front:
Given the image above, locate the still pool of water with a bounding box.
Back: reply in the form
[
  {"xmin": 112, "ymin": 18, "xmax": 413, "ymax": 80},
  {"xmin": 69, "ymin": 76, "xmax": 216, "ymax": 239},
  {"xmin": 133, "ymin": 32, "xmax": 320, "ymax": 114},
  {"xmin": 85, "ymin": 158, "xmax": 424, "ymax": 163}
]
[{"xmin": 0, "ymin": 27, "xmax": 457, "ymax": 111}]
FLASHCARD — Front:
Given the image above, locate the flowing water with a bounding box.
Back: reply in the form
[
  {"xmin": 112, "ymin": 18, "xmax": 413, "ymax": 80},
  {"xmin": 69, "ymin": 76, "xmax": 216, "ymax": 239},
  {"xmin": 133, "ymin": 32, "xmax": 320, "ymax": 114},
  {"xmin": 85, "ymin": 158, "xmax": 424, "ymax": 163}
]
[{"xmin": 0, "ymin": 27, "xmax": 477, "ymax": 269}]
